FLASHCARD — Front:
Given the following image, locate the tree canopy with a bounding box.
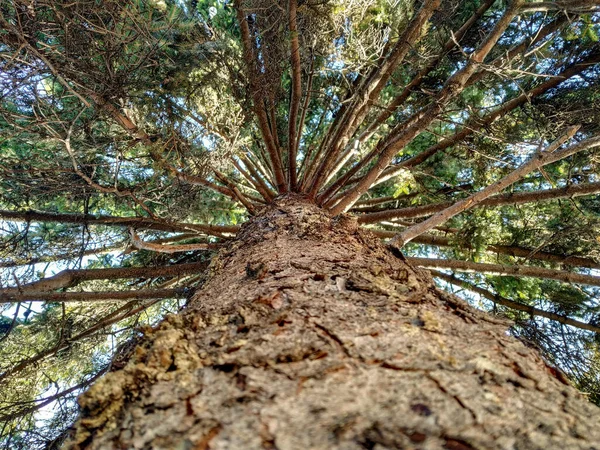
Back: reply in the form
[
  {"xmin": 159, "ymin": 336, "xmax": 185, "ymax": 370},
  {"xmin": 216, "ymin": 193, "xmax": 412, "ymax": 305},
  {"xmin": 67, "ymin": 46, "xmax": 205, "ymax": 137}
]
[{"xmin": 1, "ymin": 0, "xmax": 600, "ymax": 447}]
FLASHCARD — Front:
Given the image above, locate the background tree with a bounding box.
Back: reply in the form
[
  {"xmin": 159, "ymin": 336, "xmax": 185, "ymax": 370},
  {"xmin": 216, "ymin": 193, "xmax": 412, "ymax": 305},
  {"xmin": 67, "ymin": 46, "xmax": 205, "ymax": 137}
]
[{"xmin": 1, "ymin": 0, "xmax": 600, "ymax": 448}]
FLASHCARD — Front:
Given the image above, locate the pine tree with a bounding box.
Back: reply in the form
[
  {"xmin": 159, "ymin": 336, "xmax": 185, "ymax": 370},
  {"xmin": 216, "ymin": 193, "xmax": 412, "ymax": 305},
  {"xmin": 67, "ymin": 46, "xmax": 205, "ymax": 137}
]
[{"xmin": 1, "ymin": 0, "xmax": 600, "ymax": 448}]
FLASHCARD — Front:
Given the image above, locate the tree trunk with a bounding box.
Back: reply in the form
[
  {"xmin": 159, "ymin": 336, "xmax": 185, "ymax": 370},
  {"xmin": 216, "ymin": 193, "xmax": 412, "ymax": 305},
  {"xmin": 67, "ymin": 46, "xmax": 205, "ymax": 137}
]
[{"xmin": 66, "ymin": 195, "xmax": 600, "ymax": 449}]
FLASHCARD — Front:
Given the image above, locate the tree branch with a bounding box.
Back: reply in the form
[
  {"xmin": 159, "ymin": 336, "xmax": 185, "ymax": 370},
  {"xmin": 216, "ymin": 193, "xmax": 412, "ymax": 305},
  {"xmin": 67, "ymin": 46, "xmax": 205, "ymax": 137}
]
[
  {"xmin": 370, "ymin": 229, "xmax": 600, "ymax": 271},
  {"xmin": 320, "ymin": 48, "xmax": 600, "ymax": 205},
  {"xmin": 287, "ymin": 0, "xmax": 302, "ymax": 190},
  {"xmin": 234, "ymin": 0, "xmax": 287, "ymax": 192},
  {"xmin": 0, "ymin": 209, "xmax": 240, "ymax": 236},
  {"xmin": 358, "ymin": 0, "xmax": 497, "ymax": 144},
  {"xmin": 409, "ymin": 257, "xmax": 600, "ymax": 287},
  {"xmin": 520, "ymin": 1, "xmax": 600, "ymax": 13},
  {"xmin": 0, "ymin": 262, "xmax": 208, "ymax": 294},
  {"xmin": 328, "ymin": 1, "xmax": 526, "ymax": 214},
  {"xmin": 391, "ymin": 127, "xmax": 588, "ymax": 247},
  {"xmin": 231, "ymin": 157, "xmax": 274, "ymax": 202},
  {"xmin": 430, "ymin": 270, "xmax": 600, "ymax": 334},
  {"xmin": 308, "ymin": 0, "xmax": 441, "ymax": 196},
  {"xmin": 129, "ymin": 230, "xmax": 219, "ymax": 254},
  {"xmin": 0, "ymin": 288, "xmax": 188, "ymax": 303},
  {"xmin": 358, "ymin": 179, "xmax": 600, "ymax": 224}
]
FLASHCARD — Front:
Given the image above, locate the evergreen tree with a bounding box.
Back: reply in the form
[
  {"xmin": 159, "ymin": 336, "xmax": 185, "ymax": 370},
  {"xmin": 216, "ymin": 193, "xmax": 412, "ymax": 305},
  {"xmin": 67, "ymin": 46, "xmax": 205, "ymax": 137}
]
[{"xmin": 1, "ymin": 0, "xmax": 600, "ymax": 447}]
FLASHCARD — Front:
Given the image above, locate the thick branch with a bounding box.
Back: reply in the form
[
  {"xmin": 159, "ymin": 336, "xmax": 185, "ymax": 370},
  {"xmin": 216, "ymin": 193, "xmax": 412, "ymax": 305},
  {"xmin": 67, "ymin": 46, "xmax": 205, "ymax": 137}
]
[
  {"xmin": 0, "ymin": 209, "xmax": 240, "ymax": 236},
  {"xmin": 409, "ymin": 257, "xmax": 600, "ymax": 287},
  {"xmin": 129, "ymin": 230, "xmax": 219, "ymax": 254},
  {"xmin": 322, "ymin": 48, "xmax": 600, "ymax": 204},
  {"xmin": 391, "ymin": 127, "xmax": 586, "ymax": 246},
  {"xmin": 358, "ymin": 180, "xmax": 600, "ymax": 224},
  {"xmin": 328, "ymin": 1, "xmax": 523, "ymax": 213},
  {"xmin": 296, "ymin": 53, "xmax": 315, "ymax": 165},
  {"xmin": 370, "ymin": 229, "xmax": 600, "ymax": 270},
  {"xmin": 0, "ymin": 288, "xmax": 188, "ymax": 303},
  {"xmin": 232, "ymin": 157, "xmax": 274, "ymax": 202},
  {"xmin": 0, "ymin": 262, "xmax": 208, "ymax": 294},
  {"xmin": 308, "ymin": 0, "xmax": 440, "ymax": 196},
  {"xmin": 287, "ymin": 0, "xmax": 302, "ymax": 190},
  {"xmin": 235, "ymin": 0, "xmax": 287, "ymax": 192},
  {"xmin": 431, "ymin": 270, "xmax": 600, "ymax": 334}
]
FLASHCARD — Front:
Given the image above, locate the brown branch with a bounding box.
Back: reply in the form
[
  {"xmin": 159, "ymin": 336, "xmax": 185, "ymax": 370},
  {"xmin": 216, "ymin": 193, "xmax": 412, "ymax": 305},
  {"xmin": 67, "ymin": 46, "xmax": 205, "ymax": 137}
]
[
  {"xmin": 234, "ymin": 0, "xmax": 287, "ymax": 192},
  {"xmin": 296, "ymin": 52, "xmax": 315, "ymax": 164},
  {"xmin": 231, "ymin": 157, "xmax": 274, "ymax": 202},
  {"xmin": 358, "ymin": 0, "xmax": 496, "ymax": 144},
  {"xmin": 391, "ymin": 126, "xmax": 585, "ymax": 246},
  {"xmin": 0, "ymin": 209, "xmax": 240, "ymax": 236},
  {"xmin": 287, "ymin": 0, "xmax": 302, "ymax": 190},
  {"xmin": 321, "ymin": 44, "xmax": 597, "ymax": 207},
  {"xmin": 308, "ymin": 0, "xmax": 441, "ymax": 196},
  {"xmin": 0, "ymin": 262, "xmax": 208, "ymax": 294},
  {"xmin": 358, "ymin": 179, "xmax": 600, "ymax": 224},
  {"xmin": 328, "ymin": 1, "xmax": 525, "ymax": 214},
  {"xmin": 409, "ymin": 257, "xmax": 600, "ymax": 287},
  {"xmin": 90, "ymin": 94, "xmax": 152, "ymax": 144},
  {"xmin": 370, "ymin": 229, "xmax": 600, "ymax": 271},
  {"xmin": 239, "ymin": 154, "xmax": 277, "ymax": 200},
  {"xmin": 323, "ymin": 14, "xmax": 559, "ymax": 207},
  {"xmin": 352, "ymin": 184, "xmax": 471, "ymax": 213},
  {"xmin": 430, "ymin": 270, "xmax": 600, "ymax": 334},
  {"xmin": 298, "ymin": 95, "xmax": 333, "ymax": 188},
  {"xmin": 248, "ymin": 146, "xmax": 277, "ymax": 189},
  {"xmin": 163, "ymin": 165, "xmax": 236, "ymax": 199},
  {"xmin": 0, "ymin": 288, "xmax": 188, "ymax": 303},
  {"xmin": 129, "ymin": 230, "xmax": 219, "ymax": 254}
]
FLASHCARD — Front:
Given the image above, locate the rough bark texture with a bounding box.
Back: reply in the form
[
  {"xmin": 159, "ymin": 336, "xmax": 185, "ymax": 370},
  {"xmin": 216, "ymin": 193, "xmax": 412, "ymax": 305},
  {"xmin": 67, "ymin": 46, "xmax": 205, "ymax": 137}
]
[{"xmin": 67, "ymin": 196, "xmax": 600, "ymax": 449}]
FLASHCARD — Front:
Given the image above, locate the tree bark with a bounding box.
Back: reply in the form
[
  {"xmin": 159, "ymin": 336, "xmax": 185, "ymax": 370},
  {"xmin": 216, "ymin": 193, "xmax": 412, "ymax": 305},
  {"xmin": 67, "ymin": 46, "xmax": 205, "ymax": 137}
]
[{"xmin": 67, "ymin": 196, "xmax": 600, "ymax": 449}]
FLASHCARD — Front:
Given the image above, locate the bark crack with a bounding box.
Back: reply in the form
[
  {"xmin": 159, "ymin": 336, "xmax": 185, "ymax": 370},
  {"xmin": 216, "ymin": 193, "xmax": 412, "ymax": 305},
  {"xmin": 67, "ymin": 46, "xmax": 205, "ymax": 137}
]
[
  {"xmin": 427, "ymin": 373, "xmax": 477, "ymax": 422},
  {"xmin": 312, "ymin": 321, "xmax": 353, "ymax": 359}
]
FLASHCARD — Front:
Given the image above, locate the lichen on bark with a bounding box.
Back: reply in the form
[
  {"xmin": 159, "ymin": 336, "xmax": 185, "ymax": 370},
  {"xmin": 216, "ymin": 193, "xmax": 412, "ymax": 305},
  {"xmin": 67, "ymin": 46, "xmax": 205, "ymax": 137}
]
[{"xmin": 67, "ymin": 196, "xmax": 600, "ymax": 449}]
